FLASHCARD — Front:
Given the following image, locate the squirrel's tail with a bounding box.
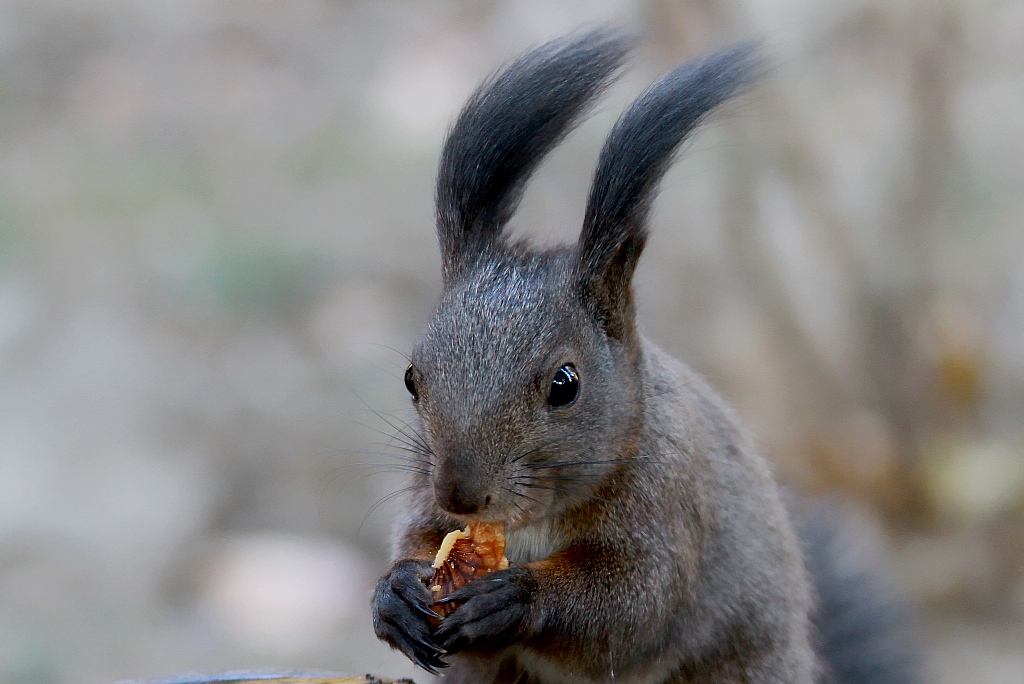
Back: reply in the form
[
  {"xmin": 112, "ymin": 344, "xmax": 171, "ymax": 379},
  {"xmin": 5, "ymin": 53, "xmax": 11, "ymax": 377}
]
[{"xmin": 797, "ymin": 500, "xmax": 923, "ymax": 684}]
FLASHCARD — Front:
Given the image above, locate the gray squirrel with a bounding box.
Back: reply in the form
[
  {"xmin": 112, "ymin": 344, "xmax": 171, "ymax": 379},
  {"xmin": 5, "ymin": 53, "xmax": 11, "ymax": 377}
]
[{"xmin": 371, "ymin": 29, "xmax": 919, "ymax": 684}]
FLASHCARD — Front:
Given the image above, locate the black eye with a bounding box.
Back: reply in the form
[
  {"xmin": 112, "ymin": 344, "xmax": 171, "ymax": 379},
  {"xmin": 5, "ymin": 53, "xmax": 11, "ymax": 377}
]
[
  {"xmin": 548, "ymin": 364, "xmax": 579, "ymax": 408},
  {"xmin": 404, "ymin": 364, "xmax": 418, "ymax": 401}
]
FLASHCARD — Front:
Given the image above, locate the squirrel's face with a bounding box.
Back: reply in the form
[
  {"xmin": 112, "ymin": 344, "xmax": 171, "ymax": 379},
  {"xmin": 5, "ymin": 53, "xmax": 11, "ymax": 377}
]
[
  {"xmin": 406, "ymin": 253, "xmax": 642, "ymax": 527},
  {"xmin": 403, "ymin": 30, "xmax": 756, "ymax": 525}
]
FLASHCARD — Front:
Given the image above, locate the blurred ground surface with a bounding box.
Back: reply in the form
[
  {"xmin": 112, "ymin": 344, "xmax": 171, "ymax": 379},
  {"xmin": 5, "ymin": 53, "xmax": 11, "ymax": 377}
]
[{"xmin": 0, "ymin": 1, "xmax": 1022, "ymax": 683}]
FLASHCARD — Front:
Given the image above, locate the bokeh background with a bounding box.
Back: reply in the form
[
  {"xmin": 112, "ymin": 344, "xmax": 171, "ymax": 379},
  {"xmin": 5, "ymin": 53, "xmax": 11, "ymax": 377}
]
[{"xmin": 0, "ymin": 1, "xmax": 1022, "ymax": 682}]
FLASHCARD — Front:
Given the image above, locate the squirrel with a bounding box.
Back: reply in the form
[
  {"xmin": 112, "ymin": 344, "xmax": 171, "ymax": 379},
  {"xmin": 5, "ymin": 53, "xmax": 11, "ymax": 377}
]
[{"xmin": 371, "ymin": 30, "xmax": 920, "ymax": 684}]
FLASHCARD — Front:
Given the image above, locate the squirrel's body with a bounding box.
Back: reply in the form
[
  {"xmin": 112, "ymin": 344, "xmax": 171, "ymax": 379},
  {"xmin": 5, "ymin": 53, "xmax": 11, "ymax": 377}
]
[
  {"xmin": 371, "ymin": 30, "xmax": 918, "ymax": 684},
  {"xmin": 397, "ymin": 340, "xmax": 815, "ymax": 683}
]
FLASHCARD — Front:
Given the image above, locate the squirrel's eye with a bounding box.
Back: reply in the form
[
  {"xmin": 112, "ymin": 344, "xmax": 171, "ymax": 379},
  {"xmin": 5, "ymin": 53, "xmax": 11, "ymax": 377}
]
[
  {"xmin": 404, "ymin": 364, "xmax": 419, "ymax": 401},
  {"xmin": 548, "ymin": 364, "xmax": 579, "ymax": 408}
]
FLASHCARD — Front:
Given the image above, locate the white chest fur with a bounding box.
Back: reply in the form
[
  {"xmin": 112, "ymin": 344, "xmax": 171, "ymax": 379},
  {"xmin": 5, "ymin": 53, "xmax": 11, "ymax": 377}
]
[{"xmin": 505, "ymin": 517, "xmax": 565, "ymax": 564}]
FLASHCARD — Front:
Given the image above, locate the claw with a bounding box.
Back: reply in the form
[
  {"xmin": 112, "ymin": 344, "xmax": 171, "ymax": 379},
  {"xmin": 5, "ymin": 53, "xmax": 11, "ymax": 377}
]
[
  {"xmin": 440, "ymin": 574, "xmax": 509, "ymax": 605},
  {"xmin": 428, "ymin": 653, "xmax": 451, "ymax": 669},
  {"xmin": 434, "ymin": 618, "xmax": 457, "ymax": 641},
  {"xmin": 411, "ymin": 654, "xmax": 439, "ymax": 675},
  {"xmin": 391, "ymin": 568, "xmax": 443, "ymax": 620},
  {"xmin": 395, "ymin": 631, "xmax": 449, "ymax": 674},
  {"xmin": 412, "ymin": 601, "xmax": 444, "ymax": 620},
  {"xmin": 409, "ymin": 632, "xmax": 445, "ymax": 659},
  {"xmin": 442, "ymin": 634, "xmax": 467, "ymax": 654},
  {"xmin": 373, "ymin": 559, "xmax": 452, "ymax": 672}
]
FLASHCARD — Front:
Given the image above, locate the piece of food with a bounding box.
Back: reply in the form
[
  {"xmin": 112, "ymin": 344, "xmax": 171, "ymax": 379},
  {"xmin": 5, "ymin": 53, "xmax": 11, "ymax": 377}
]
[{"xmin": 429, "ymin": 522, "xmax": 508, "ymax": 617}]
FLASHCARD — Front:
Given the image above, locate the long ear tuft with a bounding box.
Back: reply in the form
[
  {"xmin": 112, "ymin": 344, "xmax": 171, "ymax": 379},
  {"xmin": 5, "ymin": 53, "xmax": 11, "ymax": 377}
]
[
  {"xmin": 436, "ymin": 29, "xmax": 635, "ymax": 284},
  {"xmin": 577, "ymin": 41, "xmax": 763, "ymax": 338}
]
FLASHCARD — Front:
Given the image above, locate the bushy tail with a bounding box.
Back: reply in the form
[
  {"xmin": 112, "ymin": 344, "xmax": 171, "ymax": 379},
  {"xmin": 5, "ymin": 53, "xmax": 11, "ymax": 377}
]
[{"xmin": 797, "ymin": 500, "xmax": 923, "ymax": 684}]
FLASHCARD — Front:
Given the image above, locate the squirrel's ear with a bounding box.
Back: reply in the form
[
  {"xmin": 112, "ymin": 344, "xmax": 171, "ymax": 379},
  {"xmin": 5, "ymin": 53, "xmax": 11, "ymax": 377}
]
[
  {"xmin": 435, "ymin": 29, "xmax": 634, "ymax": 285},
  {"xmin": 577, "ymin": 42, "xmax": 763, "ymax": 339}
]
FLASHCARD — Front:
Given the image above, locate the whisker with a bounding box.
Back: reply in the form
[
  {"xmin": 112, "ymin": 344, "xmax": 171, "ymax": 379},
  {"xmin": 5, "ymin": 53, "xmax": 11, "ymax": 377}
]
[
  {"xmin": 515, "ymin": 482, "xmax": 627, "ymax": 510},
  {"xmin": 346, "ymin": 342, "xmax": 411, "ymax": 373},
  {"xmin": 325, "ymin": 451, "xmax": 432, "ymax": 484},
  {"xmin": 371, "ymin": 465, "xmax": 431, "ymax": 477},
  {"xmin": 505, "ymin": 440, "xmax": 558, "ymax": 466},
  {"xmin": 349, "ymin": 341, "xmax": 411, "ymax": 365},
  {"xmin": 331, "ymin": 465, "xmax": 430, "ymax": 480},
  {"xmin": 521, "ymin": 454, "xmax": 669, "ymax": 470},
  {"xmin": 345, "ymin": 352, "xmax": 404, "ymax": 380},
  {"xmin": 521, "ymin": 458, "xmax": 621, "ymax": 470},
  {"xmin": 371, "ymin": 412, "xmax": 434, "ymax": 456},
  {"xmin": 516, "ymin": 473, "xmax": 601, "ymax": 484},
  {"xmin": 340, "ymin": 382, "xmax": 436, "ymax": 459},
  {"xmin": 317, "ymin": 462, "xmax": 429, "ymax": 516},
  {"xmin": 502, "ymin": 488, "xmax": 532, "ymax": 518},
  {"xmin": 503, "ymin": 485, "xmax": 545, "ymax": 508},
  {"xmin": 358, "ymin": 484, "xmax": 428, "ymax": 535},
  {"xmin": 350, "ymin": 418, "xmax": 426, "ymax": 455},
  {"xmin": 349, "ymin": 444, "xmax": 432, "ymax": 462},
  {"xmin": 361, "ymin": 444, "xmax": 433, "ymax": 467}
]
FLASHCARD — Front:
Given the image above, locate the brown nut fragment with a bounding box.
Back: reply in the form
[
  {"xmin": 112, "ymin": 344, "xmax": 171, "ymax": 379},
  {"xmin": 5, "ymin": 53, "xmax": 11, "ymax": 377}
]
[{"xmin": 429, "ymin": 522, "xmax": 508, "ymax": 617}]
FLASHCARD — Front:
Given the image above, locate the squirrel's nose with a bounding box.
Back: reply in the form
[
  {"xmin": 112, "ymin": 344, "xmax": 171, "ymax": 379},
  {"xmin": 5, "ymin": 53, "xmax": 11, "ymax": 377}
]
[{"xmin": 434, "ymin": 473, "xmax": 487, "ymax": 516}]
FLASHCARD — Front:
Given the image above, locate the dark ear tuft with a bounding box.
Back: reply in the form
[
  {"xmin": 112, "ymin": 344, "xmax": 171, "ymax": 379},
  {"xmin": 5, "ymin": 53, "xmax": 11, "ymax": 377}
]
[
  {"xmin": 436, "ymin": 29, "xmax": 635, "ymax": 284},
  {"xmin": 577, "ymin": 41, "xmax": 764, "ymax": 339}
]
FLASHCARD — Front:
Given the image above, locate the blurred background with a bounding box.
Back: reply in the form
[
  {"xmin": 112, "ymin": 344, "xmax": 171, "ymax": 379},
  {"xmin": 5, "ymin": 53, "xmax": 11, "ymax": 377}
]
[{"xmin": 0, "ymin": 0, "xmax": 1022, "ymax": 682}]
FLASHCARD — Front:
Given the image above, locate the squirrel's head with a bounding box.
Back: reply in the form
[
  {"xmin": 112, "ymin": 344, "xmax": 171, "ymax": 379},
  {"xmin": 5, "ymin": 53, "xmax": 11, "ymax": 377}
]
[{"xmin": 403, "ymin": 30, "xmax": 760, "ymax": 526}]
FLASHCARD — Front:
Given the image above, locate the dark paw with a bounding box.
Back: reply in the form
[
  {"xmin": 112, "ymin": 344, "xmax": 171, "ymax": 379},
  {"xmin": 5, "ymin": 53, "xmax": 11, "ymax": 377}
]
[
  {"xmin": 372, "ymin": 559, "xmax": 449, "ymax": 673},
  {"xmin": 433, "ymin": 565, "xmax": 537, "ymax": 655}
]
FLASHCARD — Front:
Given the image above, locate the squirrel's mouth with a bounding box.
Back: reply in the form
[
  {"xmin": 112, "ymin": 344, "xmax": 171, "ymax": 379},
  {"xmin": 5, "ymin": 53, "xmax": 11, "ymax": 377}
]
[
  {"xmin": 443, "ymin": 496, "xmax": 546, "ymax": 531},
  {"xmin": 446, "ymin": 508, "xmax": 519, "ymax": 528}
]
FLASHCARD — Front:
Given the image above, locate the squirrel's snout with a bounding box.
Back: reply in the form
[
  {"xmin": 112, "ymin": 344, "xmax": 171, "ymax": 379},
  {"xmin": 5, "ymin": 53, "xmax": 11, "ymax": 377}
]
[{"xmin": 433, "ymin": 467, "xmax": 490, "ymax": 516}]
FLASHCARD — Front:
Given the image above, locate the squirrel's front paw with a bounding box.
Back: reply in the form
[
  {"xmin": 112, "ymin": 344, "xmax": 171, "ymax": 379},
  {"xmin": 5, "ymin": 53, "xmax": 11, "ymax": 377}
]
[
  {"xmin": 434, "ymin": 565, "xmax": 538, "ymax": 654},
  {"xmin": 372, "ymin": 559, "xmax": 448, "ymax": 673}
]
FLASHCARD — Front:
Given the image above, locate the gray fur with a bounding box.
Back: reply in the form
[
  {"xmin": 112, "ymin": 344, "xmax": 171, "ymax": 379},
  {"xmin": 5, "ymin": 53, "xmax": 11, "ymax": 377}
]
[{"xmin": 371, "ymin": 29, "xmax": 907, "ymax": 684}]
